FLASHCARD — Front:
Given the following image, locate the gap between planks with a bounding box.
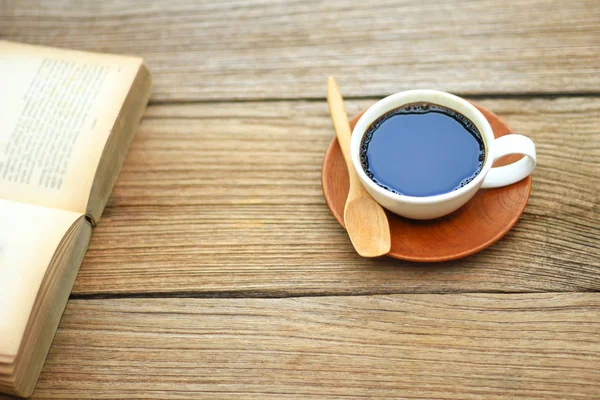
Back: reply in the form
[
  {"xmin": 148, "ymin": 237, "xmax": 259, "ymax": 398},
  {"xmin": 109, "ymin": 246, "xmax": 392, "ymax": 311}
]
[
  {"xmin": 69, "ymin": 289, "xmax": 600, "ymax": 301},
  {"xmin": 147, "ymin": 91, "xmax": 600, "ymax": 107}
]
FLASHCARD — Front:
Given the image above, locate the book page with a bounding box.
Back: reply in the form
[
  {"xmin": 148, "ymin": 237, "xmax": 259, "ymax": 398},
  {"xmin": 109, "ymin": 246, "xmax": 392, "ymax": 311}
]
[
  {"xmin": 0, "ymin": 199, "xmax": 81, "ymax": 359},
  {"xmin": 0, "ymin": 41, "xmax": 141, "ymax": 214}
]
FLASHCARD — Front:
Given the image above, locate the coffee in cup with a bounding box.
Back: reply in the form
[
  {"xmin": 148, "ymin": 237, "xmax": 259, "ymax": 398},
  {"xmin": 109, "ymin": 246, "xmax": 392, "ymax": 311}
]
[
  {"xmin": 350, "ymin": 90, "xmax": 536, "ymax": 220},
  {"xmin": 360, "ymin": 102, "xmax": 485, "ymax": 197}
]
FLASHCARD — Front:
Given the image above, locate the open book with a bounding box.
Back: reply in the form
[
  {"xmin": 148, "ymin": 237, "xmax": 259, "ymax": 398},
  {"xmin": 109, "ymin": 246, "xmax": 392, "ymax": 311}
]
[{"xmin": 0, "ymin": 41, "xmax": 151, "ymax": 397}]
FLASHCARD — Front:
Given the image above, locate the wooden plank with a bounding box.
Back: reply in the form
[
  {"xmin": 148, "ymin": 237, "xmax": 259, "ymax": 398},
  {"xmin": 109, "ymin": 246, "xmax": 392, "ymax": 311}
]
[
  {"xmin": 72, "ymin": 97, "xmax": 600, "ymax": 296},
  {"xmin": 2, "ymin": 0, "xmax": 599, "ymax": 101},
  {"xmin": 29, "ymin": 294, "xmax": 600, "ymax": 399}
]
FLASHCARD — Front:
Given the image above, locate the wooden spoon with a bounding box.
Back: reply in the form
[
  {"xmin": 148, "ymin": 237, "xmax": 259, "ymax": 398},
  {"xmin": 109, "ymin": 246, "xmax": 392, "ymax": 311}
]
[{"xmin": 326, "ymin": 77, "xmax": 391, "ymax": 257}]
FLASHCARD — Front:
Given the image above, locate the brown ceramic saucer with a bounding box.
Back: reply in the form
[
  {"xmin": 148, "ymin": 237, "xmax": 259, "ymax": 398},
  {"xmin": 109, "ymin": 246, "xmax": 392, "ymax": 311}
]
[{"xmin": 321, "ymin": 102, "xmax": 532, "ymax": 262}]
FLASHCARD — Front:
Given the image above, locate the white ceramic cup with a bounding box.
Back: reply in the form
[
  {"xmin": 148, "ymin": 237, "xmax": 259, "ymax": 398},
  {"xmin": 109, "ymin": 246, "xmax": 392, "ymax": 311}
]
[{"xmin": 350, "ymin": 89, "xmax": 536, "ymax": 220}]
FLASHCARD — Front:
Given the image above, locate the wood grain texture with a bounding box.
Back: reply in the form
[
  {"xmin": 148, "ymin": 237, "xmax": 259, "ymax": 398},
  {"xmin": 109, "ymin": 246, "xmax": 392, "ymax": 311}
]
[
  {"xmin": 71, "ymin": 97, "xmax": 600, "ymax": 296},
  {"xmin": 2, "ymin": 0, "xmax": 599, "ymax": 101},
  {"xmin": 26, "ymin": 294, "xmax": 600, "ymax": 399},
  {"xmin": 3, "ymin": 2, "xmax": 600, "ymax": 399}
]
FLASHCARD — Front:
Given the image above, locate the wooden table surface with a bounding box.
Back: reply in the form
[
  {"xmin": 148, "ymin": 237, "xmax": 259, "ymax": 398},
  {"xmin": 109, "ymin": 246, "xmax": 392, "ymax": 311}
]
[{"xmin": 2, "ymin": 0, "xmax": 600, "ymax": 398}]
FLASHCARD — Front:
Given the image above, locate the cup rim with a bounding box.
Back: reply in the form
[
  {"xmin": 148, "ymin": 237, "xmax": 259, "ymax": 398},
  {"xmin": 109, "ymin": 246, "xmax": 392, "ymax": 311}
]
[{"xmin": 350, "ymin": 89, "xmax": 496, "ymax": 205}]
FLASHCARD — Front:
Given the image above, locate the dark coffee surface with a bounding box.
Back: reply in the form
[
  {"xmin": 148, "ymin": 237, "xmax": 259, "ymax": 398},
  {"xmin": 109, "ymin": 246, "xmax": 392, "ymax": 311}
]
[{"xmin": 360, "ymin": 103, "xmax": 485, "ymax": 197}]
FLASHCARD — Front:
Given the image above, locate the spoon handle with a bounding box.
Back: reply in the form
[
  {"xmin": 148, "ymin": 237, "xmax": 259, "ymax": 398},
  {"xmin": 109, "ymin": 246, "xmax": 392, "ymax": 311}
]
[{"xmin": 327, "ymin": 77, "xmax": 363, "ymax": 191}]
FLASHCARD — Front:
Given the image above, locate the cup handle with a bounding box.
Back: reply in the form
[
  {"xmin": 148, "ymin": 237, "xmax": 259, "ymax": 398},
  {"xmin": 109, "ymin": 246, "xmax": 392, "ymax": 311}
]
[{"xmin": 481, "ymin": 134, "xmax": 536, "ymax": 189}]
